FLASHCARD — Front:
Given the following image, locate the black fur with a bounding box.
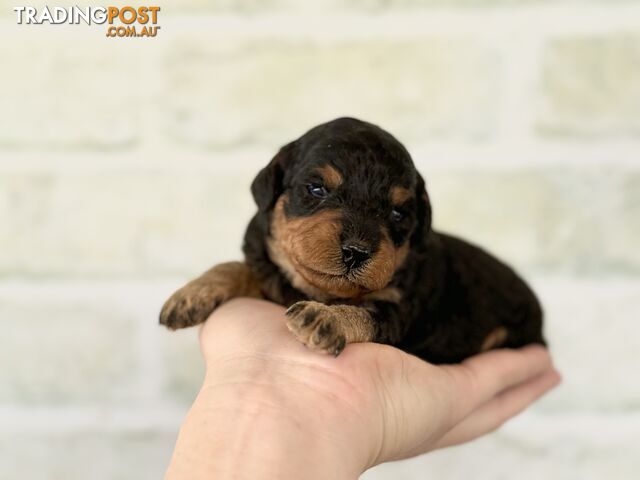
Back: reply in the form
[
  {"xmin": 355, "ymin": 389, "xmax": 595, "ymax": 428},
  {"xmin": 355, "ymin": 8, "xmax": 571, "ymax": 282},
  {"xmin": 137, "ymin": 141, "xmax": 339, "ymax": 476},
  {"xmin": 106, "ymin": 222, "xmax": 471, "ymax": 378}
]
[{"xmin": 243, "ymin": 117, "xmax": 545, "ymax": 363}]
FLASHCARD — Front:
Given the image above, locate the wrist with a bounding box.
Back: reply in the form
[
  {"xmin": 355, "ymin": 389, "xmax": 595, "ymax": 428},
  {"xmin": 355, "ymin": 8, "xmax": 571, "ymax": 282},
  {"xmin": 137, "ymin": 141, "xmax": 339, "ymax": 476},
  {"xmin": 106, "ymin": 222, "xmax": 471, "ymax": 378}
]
[
  {"xmin": 167, "ymin": 355, "xmax": 373, "ymax": 480},
  {"xmin": 203, "ymin": 386, "xmax": 355, "ymax": 479}
]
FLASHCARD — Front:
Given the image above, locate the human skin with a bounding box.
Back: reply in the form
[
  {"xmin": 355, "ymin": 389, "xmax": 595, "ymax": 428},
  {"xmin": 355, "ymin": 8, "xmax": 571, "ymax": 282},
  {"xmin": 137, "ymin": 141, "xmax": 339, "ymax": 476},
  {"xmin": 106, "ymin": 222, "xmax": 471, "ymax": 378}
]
[{"xmin": 165, "ymin": 298, "xmax": 560, "ymax": 480}]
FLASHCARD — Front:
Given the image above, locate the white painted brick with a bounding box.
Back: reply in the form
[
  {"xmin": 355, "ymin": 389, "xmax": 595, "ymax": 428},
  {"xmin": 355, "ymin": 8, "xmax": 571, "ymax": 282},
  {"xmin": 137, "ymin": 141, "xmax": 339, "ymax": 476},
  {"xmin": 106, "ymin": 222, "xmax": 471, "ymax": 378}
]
[
  {"xmin": 160, "ymin": 327, "xmax": 205, "ymax": 403},
  {"xmin": 425, "ymin": 165, "xmax": 640, "ymax": 274},
  {"xmin": 0, "ymin": 30, "xmax": 152, "ymax": 150},
  {"xmin": 324, "ymin": 0, "xmax": 554, "ymax": 8},
  {"xmin": 416, "ymin": 164, "xmax": 639, "ymax": 274},
  {"xmin": 0, "ymin": 431, "xmax": 174, "ymax": 480},
  {"xmin": 537, "ymin": 32, "xmax": 640, "ymax": 138},
  {"xmin": 0, "ymin": 298, "xmax": 136, "ymax": 404},
  {"xmin": 0, "ymin": 170, "xmax": 255, "ymax": 276},
  {"xmin": 1, "ymin": 163, "xmax": 638, "ymax": 276},
  {"xmin": 0, "ymin": 280, "xmax": 206, "ymax": 406},
  {"xmin": 364, "ymin": 413, "xmax": 640, "ymax": 480},
  {"xmin": 61, "ymin": 0, "xmax": 632, "ymax": 14},
  {"xmin": 601, "ymin": 171, "xmax": 640, "ymax": 271},
  {"xmin": 27, "ymin": 0, "xmax": 512, "ymax": 15},
  {"xmin": 428, "ymin": 168, "xmax": 555, "ymax": 271},
  {"xmin": 162, "ymin": 36, "xmax": 500, "ymax": 148},
  {"xmin": 533, "ymin": 277, "xmax": 640, "ymax": 412}
]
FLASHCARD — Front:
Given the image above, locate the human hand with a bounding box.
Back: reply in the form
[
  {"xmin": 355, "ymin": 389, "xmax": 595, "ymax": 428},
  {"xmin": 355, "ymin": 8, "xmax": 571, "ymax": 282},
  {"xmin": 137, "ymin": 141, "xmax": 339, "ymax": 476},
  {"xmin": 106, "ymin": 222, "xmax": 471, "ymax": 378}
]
[{"xmin": 166, "ymin": 298, "xmax": 560, "ymax": 480}]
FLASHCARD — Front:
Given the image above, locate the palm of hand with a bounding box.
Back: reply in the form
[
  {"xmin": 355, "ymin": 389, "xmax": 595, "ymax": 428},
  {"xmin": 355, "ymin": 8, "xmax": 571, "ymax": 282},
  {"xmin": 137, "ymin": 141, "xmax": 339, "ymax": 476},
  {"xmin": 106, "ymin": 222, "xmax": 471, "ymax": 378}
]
[{"xmin": 199, "ymin": 299, "xmax": 559, "ymax": 469}]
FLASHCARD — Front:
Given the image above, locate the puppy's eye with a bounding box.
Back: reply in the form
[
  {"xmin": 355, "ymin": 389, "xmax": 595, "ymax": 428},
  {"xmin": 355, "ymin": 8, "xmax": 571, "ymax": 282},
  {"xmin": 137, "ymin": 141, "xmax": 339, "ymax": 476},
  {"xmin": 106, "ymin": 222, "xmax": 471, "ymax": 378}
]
[
  {"xmin": 307, "ymin": 183, "xmax": 328, "ymax": 199},
  {"xmin": 391, "ymin": 208, "xmax": 404, "ymax": 222}
]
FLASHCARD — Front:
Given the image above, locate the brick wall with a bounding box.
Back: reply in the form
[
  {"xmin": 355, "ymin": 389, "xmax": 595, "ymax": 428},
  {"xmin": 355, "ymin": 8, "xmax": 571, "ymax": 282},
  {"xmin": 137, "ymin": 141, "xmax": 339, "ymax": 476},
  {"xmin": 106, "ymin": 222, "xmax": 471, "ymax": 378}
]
[{"xmin": 1, "ymin": 2, "xmax": 639, "ymax": 479}]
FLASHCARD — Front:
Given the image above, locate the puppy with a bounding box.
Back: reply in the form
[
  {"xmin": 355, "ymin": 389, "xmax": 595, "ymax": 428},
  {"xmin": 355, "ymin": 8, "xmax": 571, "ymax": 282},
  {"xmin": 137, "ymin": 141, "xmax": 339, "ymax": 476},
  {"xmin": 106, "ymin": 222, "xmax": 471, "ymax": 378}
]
[{"xmin": 160, "ymin": 117, "xmax": 545, "ymax": 363}]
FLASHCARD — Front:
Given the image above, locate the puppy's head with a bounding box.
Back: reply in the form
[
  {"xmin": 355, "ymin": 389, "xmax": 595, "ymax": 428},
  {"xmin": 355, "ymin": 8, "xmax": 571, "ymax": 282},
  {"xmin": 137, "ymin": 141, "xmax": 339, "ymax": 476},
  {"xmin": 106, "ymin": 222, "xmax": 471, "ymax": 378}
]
[{"xmin": 251, "ymin": 117, "xmax": 431, "ymax": 299}]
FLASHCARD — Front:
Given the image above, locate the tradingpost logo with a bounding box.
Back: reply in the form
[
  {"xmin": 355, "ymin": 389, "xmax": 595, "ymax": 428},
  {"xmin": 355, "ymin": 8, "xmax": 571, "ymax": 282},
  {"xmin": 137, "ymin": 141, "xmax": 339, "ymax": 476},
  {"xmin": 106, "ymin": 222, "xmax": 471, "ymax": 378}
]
[{"xmin": 13, "ymin": 5, "xmax": 161, "ymax": 38}]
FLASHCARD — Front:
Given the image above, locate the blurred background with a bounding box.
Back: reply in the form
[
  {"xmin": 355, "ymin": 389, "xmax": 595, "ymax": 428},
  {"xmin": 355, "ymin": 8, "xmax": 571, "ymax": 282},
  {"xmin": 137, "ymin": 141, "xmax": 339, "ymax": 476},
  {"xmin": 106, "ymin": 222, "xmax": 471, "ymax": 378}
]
[{"xmin": 1, "ymin": 1, "xmax": 639, "ymax": 479}]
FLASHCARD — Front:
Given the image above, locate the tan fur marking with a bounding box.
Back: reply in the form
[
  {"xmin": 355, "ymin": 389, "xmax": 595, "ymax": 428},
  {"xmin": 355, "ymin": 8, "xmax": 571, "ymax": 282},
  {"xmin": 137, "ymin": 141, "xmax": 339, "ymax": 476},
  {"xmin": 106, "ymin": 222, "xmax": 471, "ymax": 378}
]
[
  {"xmin": 285, "ymin": 301, "xmax": 375, "ymax": 355},
  {"xmin": 196, "ymin": 262, "xmax": 262, "ymax": 298},
  {"xmin": 267, "ymin": 235, "xmax": 329, "ymax": 301},
  {"xmin": 316, "ymin": 164, "xmax": 343, "ymax": 190},
  {"xmin": 269, "ymin": 196, "xmax": 401, "ymax": 299},
  {"xmin": 390, "ymin": 186, "xmax": 412, "ymax": 205},
  {"xmin": 363, "ymin": 287, "xmax": 402, "ymax": 303},
  {"xmin": 269, "ymin": 196, "xmax": 346, "ymax": 299},
  {"xmin": 481, "ymin": 327, "xmax": 508, "ymax": 352},
  {"xmin": 394, "ymin": 242, "xmax": 410, "ymax": 270},
  {"xmin": 329, "ymin": 304, "xmax": 376, "ymax": 343},
  {"xmin": 160, "ymin": 261, "xmax": 261, "ymax": 329}
]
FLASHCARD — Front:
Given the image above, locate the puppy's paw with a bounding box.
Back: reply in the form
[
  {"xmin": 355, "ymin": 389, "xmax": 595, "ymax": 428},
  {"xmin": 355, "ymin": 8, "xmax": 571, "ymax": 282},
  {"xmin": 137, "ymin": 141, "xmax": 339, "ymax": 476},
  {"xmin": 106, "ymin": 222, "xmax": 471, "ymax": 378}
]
[
  {"xmin": 159, "ymin": 284, "xmax": 225, "ymax": 330},
  {"xmin": 285, "ymin": 301, "xmax": 347, "ymax": 356}
]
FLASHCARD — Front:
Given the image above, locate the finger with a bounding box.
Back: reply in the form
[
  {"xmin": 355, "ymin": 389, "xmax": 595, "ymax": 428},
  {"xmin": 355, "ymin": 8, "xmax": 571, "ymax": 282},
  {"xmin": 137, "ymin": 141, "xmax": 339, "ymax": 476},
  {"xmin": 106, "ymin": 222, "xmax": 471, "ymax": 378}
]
[
  {"xmin": 439, "ymin": 345, "xmax": 554, "ymax": 421},
  {"xmin": 433, "ymin": 368, "xmax": 561, "ymax": 450},
  {"xmin": 356, "ymin": 346, "xmax": 556, "ymax": 464}
]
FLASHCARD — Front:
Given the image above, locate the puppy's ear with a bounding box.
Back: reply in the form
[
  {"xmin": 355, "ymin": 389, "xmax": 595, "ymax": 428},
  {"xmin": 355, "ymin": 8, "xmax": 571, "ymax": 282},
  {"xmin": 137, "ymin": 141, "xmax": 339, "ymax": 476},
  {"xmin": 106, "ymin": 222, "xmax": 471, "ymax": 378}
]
[
  {"xmin": 251, "ymin": 142, "xmax": 295, "ymax": 212},
  {"xmin": 411, "ymin": 172, "xmax": 432, "ymax": 246}
]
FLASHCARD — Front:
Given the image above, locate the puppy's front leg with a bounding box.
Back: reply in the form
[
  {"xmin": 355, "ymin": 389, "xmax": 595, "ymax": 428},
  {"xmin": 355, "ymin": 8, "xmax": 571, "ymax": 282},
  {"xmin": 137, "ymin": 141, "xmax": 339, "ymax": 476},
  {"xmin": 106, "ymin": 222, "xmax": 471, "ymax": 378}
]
[
  {"xmin": 160, "ymin": 261, "xmax": 262, "ymax": 330},
  {"xmin": 285, "ymin": 299, "xmax": 406, "ymax": 356}
]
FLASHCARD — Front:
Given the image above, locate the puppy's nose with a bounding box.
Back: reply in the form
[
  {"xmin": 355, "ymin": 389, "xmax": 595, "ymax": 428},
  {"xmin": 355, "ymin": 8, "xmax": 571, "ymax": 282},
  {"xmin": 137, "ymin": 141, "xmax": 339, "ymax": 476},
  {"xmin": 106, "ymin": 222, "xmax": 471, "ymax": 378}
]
[{"xmin": 341, "ymin": 243, "xmax": 371, "ymax": 271}]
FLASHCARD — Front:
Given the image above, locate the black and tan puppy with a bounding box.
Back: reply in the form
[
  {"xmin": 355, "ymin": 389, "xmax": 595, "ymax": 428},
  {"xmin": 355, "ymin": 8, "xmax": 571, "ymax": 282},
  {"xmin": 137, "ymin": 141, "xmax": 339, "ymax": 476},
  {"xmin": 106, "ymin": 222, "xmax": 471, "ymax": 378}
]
[{"xmin": 160, "ymin": 117, "xmax": 545, "ymax": 363}]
